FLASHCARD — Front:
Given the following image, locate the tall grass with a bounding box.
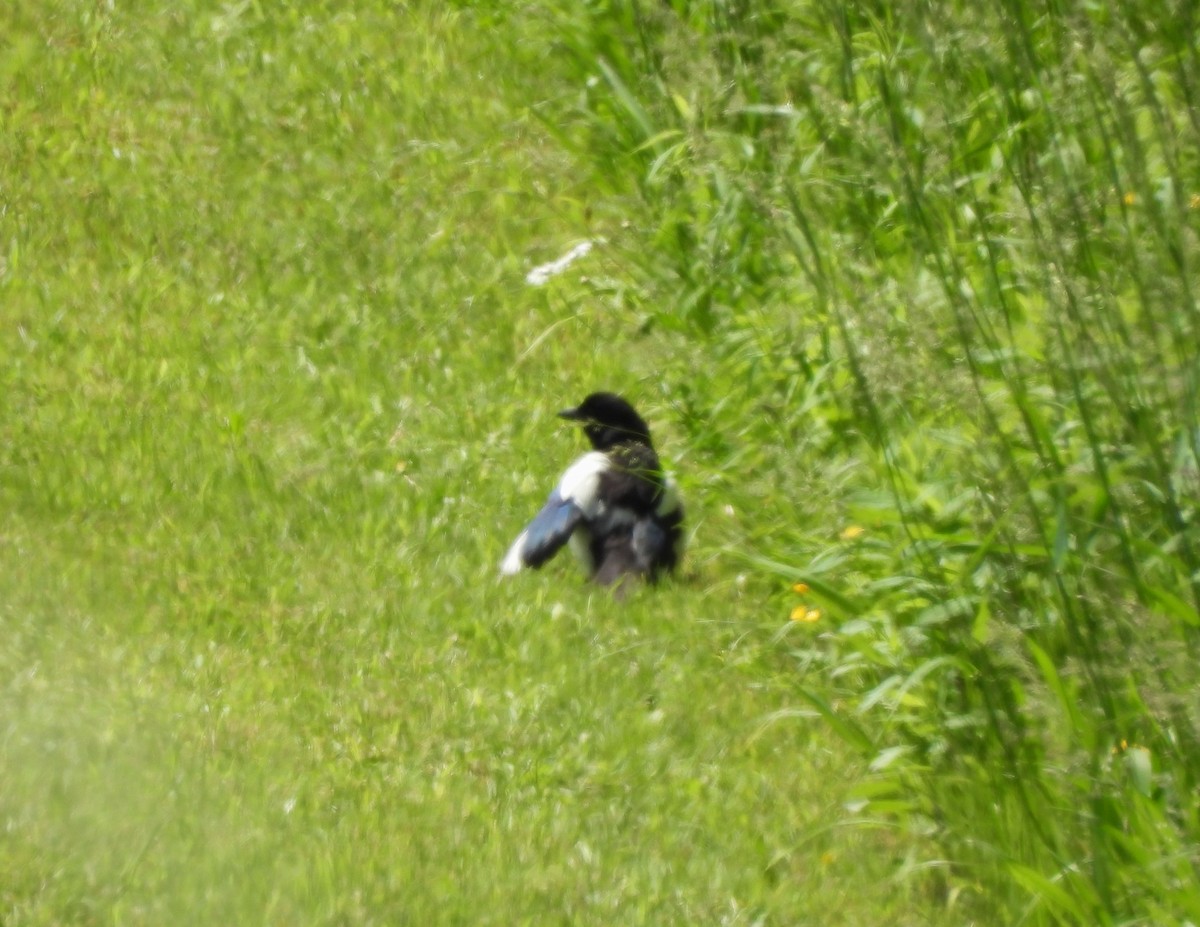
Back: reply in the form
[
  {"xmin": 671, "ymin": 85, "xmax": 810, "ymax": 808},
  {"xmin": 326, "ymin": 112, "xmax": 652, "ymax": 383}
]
[{"xmin": 544, "ymin": 0, "xmax": 1200, "ymax": 920}]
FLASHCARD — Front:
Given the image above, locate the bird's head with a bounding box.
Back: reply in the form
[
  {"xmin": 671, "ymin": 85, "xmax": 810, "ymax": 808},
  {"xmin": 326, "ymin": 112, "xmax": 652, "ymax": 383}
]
[{"xmin": 559, "ymin": 392, "xmax": 653, "ymax": 450}]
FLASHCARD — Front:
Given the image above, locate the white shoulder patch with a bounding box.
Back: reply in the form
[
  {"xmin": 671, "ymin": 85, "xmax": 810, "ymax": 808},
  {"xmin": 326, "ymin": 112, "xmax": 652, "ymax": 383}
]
[
  {"xmin": 656, "ymin": 473, "xmax": 682, "ymax": 516},
  {"xmin": 557, "ymin": 451, "xmax": 609, "ymax": 517}
]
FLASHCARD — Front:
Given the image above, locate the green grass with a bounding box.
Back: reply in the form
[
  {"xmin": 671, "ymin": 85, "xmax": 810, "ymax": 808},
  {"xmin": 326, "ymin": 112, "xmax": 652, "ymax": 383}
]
[
  {"xmin": 3, "ymin": 1, "xmax": 1199, "ymax": 924},
  {"xmin": 1, "ymin": 3, "xmax": 937, "ymax": 925}
]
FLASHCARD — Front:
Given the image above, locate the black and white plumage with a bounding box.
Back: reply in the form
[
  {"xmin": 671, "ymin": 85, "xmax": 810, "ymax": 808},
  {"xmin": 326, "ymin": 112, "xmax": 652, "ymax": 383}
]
[{"xmin": 501, "ymin": 392, "xmax": 684, "ymax": 588}]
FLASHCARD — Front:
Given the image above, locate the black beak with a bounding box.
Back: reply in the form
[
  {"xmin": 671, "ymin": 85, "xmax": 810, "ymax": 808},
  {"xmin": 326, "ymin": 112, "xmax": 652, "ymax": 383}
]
[{"xmin": 558, "ymin": 407, "xmax": 584, "ymax": 421}]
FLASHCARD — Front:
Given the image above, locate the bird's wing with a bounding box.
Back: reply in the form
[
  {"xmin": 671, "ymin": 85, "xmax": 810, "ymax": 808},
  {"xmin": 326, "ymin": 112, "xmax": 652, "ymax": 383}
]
[
  {"xmin": 500, "ymin": 452, "xmax": 609, "ymax": 575},
  {"xmin": 500, "ymin": 491, "xmax": 585, "ymax": 574},
  {"xmin": 631, "ymin": 516, "xmax": 668, "ymax": 572}
]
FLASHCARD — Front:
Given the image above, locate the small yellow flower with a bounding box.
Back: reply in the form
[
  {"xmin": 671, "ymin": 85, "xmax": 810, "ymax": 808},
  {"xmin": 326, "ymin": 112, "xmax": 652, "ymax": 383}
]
[
  {"xmin": 790, "ymin": 605, "xmax": 821, "ymax": 623},
  {"xmin": 839, "ymin": 525, "xmax": 865, "ymax": 541},
  {"xmin": 1123, "ymin": 191, "xmax": 1136, "ymax": 205},
  {"xmin": 792, "ymin": 582, "xmax": 810, "ymax": 595},
  {"xmin": 1190, "ymin": 193, "xmax": 1200, "ymax": 210}
]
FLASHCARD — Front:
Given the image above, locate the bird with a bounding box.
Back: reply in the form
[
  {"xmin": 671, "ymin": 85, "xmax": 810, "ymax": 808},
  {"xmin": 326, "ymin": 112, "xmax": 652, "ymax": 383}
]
[{"xmin": 501, "ymin": 391, "xmax": 684, "ymax": 590}]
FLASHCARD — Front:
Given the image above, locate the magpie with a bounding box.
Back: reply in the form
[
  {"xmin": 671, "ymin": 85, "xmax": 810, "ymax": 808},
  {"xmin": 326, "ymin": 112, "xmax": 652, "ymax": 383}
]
[{"xmin": 501, "ymin": 392, "xmax": 684, "ymax": 589}]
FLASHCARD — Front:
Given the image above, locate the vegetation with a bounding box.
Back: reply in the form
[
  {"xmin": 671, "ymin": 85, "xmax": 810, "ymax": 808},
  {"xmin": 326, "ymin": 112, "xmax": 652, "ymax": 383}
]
[{"xmin": 2, "ymin": 1, "xmax": 1197, "ymax": 923}]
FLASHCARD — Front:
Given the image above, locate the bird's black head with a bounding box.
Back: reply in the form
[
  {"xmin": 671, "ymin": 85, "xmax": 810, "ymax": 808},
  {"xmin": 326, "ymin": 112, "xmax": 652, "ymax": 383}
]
[{"xmin": 559, "ymin": 392, "xmax": 653, "ymax": 450}]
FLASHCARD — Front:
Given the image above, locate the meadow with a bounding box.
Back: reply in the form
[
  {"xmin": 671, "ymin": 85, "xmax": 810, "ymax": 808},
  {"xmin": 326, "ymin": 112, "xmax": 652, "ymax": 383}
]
[{"xmin": 2, "ymin": 1, "xmax": 1198, "ymax": 924}]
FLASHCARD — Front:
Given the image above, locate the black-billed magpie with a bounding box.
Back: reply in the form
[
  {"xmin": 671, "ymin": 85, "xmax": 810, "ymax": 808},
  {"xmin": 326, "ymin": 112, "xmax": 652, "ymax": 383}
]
[{"xmin": 501, "ymin": 392, "xmax": 684, "ymax": 588}]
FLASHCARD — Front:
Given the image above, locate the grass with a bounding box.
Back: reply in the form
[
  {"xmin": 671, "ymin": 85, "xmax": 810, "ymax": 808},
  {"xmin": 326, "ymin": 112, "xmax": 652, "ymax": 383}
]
[
  {"xmin": 3, "ymin": 0, "xmax": 1199, "ymax": 924},
  {"xmin": 1, "ymin": 3, "xmax": 936, "ymax": 925}
]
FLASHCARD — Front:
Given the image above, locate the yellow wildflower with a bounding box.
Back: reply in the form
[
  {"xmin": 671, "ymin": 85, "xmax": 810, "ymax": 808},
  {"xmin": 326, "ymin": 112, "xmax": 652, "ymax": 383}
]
[
  {"xmin": 1123, "ymin": 191, "xmax": 1136, "ymax": 205},
  {"xmin": 1190, "ymin": 193, "xmax": 1200, "ymax": 210},
  {"xmin": 790, "ymin": 605, "xmax": 821, "ymax": 623},
  {"xmin": 792, "ymin": 582, "xmax": 810, "ymax": 595},
  {"xmin": 839, "ymin": 525, "xmax": 865, "ymax": 541}
]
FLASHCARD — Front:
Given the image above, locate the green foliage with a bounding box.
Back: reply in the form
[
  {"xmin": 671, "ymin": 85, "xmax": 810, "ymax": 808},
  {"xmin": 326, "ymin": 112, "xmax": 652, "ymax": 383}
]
[{"xmin": 544, "ymin": 0, "xmax": 1200, "ymax": 922}]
